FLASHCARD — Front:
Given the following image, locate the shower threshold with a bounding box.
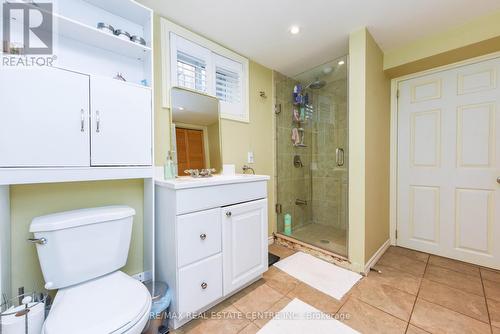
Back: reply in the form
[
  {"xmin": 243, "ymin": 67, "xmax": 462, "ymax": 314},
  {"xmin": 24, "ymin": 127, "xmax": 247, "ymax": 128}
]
[{"xmin": 274, "ymin": 232, "xmax": 349, "ymax": 267}]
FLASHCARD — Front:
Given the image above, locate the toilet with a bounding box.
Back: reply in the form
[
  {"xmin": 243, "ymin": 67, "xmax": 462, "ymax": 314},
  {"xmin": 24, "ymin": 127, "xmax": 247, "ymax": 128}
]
[{"xmin": 29, "ymin": 206, "xmax": 152, "ymax": 334}]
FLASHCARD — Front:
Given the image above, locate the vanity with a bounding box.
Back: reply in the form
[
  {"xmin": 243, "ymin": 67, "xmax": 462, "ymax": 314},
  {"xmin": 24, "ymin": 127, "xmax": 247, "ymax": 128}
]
[{"xmin": 155, "ymin": 173, "xmax": 270, "ymax": 329}]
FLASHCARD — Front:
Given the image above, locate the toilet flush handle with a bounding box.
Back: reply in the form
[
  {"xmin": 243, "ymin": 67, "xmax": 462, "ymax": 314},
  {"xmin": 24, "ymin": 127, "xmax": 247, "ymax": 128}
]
[{"xmin": 28, "ymin": 237, "xmax": 47, "ymax": 245}]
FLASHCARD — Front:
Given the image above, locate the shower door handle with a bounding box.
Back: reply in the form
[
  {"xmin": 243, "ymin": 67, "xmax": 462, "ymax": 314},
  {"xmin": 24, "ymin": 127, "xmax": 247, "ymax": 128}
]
[{"xmin": 336, "ymin": 148, "xmax": 345, "ymax": 167}]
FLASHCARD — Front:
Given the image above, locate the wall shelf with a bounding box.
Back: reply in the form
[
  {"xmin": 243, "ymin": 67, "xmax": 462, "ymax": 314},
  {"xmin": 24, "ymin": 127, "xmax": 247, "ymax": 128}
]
[
  {"xmin": 55, "ymin": 13, "xmax": 151, "ymax": 61},
  {"xmin": 0, "ymin": 167, "xmax": 154, "ymax": 186}
]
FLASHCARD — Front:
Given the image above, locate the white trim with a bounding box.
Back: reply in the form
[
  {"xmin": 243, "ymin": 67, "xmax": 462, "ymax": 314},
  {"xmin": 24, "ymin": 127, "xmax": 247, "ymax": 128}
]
[
  {"xmin": 389, "ymin": 51, "xmax": 500, "ymax": 248},
  {"xmin": 364, "ymin": 239, "xmax": 390, "ymax": 274},
  {"xmin": 160, "ymin": 18, "xmax": 250, "ymax": 123},
  {"xmin": 268, "ymin": 236, "xmax": 275, "ymax": 245},
  {"xmin": 0, "ymin": 185, "xmax": 10, "ymax": 298}
]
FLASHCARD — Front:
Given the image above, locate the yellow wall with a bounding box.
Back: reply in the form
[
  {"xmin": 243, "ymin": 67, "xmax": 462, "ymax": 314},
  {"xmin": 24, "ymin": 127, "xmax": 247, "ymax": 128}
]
[
  {"xmin": 364, "ymin": 31, "xmax": 391, "ymax": 261},
  {"xmin": 9, "ymin": 180, "xmax": 144, "ymax": 297},
  {"xmin": 384, "ymin": 10, "xmax": 500, "ymax": 77},
  {"xmin": 153, "ymin": 16, "xmax": 276, "ymax": 236},
  {"xmin": 348, "ymin": 28, "xmax": 367, "ymax": 272},
  {"xmin": 348, "ymin": 28, "xmax": 391, "ymax": 271}
]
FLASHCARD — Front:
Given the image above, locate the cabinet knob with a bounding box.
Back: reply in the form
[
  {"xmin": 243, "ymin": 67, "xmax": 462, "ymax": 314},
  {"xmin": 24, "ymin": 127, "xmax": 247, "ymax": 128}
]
[
  {"xmin": 201, "ymin": 282, "xmax": 208, "ymax": 290},
  {"xmin": 226, "ymin": 211, "xmax": 232, "ymax": 217},
  {"xmin": 200, "ymin": 233, "xmax": 207, "ymax": 240}
]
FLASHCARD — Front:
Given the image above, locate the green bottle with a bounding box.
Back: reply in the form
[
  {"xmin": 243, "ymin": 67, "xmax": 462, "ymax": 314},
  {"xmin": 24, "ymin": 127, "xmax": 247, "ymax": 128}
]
[
  {"xmin": 164, "ymin": 151, "xmax": 175, "ymax": 180},
  {"xmin": 284, "ymin": 214, "xmax": 292, "ymax": 236}
]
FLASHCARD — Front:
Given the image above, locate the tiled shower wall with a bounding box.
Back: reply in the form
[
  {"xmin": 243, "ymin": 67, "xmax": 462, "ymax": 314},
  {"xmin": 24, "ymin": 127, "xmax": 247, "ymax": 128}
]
[
  {"xmin": 275, "ymin": 71, "xmax": 348, "ymax": 233},
  {"xmin": 274, "ymin": 72, "xmax": 313, "ymax": 232},
  {"xmin": 310, "ymin": 79, "xmax": 348, "ymax": 230}
]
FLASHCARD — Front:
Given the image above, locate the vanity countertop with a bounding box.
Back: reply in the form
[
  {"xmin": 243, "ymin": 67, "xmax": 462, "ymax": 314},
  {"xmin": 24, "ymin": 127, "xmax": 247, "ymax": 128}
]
[{"xmin": 155, "ymin": 169, "xmax": 270, "ymax": 190}]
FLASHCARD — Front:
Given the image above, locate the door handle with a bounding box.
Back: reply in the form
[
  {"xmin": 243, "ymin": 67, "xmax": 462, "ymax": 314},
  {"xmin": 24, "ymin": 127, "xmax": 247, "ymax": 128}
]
[
  {"xmin": 226, "ymin": 211, "xmax": 232, "ymax": 217},
  {"xmin": 80, "ymin": 109, "xmax": 85, "ymax": 132},
  {"xmin": 96, "ymin": 110, "xmax": 100, "ymax": 133},
  {"xmin": 336, "ymin": 148, "xmax": 345, "ymax": 167},
  {"xmin": 497, "ymin": 177, "xmax": 500, "ymax": 184}
]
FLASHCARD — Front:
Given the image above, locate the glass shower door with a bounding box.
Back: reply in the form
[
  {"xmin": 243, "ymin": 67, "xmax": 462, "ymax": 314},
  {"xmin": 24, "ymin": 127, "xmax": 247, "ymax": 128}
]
[{"xmin": 274, "ymin": 56, "xmax": 348, "ymax": 257}]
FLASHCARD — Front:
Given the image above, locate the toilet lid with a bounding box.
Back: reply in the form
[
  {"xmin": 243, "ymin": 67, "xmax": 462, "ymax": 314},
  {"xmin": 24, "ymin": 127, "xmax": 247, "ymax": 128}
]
[{"xmin": 43, "ymin": 271, "xmax": 151, "ymax": 334}]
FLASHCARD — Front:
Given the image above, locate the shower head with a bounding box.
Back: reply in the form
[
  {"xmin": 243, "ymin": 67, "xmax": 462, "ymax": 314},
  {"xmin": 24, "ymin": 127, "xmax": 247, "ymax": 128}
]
[{"xmin": 305, "ymin": 79, "xmax": 326, "ymax": 90}]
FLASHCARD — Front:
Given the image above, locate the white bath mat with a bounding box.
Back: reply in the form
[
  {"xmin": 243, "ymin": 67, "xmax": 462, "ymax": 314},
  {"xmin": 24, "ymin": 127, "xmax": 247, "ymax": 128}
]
[
  {"xmin": 257, "ymin": 298, "xmax": 359, "ymax": 334},
  {"xmin": 274, "ymin": 252, "xmax": 362, "ymax": 300}
]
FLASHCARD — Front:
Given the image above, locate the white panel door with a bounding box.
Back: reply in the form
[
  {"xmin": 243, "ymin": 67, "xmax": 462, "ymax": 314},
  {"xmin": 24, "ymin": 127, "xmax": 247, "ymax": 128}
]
[
  {"xmin": 90, "ymin": 77, "xmax": 152, "ymax": 166},
  {"xmin": 0, "ymin": 68, "xmax": 90, "ymax": 167},
  {"xmin": 398, "ymin": 57, "xmax": 500, "ymax": 269},
  {"xmin": 222, "ymin": 199, "xmax": 268, "ymax": 295}
]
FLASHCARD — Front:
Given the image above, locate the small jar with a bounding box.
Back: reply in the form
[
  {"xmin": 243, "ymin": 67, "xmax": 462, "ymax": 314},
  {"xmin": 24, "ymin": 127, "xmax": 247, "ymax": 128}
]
[
  {"xmin": 97, "ymin": 22, "xmax": 114, "ymax": 35},
  {"xmin": 114, "ymin": 29, "xmax": 131, "ymax": 41},
  {"xmin": 130, "ymin": 35, "xmax": 146, "ymax": 46}
]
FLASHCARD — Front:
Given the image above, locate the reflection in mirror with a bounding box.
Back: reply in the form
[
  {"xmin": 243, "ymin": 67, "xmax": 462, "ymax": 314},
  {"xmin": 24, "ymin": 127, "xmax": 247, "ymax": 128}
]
[{"xmin": 171, "ymin": 87, "xmax": 222, "ymax": 176}]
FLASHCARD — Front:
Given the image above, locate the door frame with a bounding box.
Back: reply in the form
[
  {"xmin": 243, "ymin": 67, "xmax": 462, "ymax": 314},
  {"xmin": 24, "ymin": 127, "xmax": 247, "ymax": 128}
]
[{"xmin": 389, "ymin": 51, "xmax": 500, "ymax": 247}]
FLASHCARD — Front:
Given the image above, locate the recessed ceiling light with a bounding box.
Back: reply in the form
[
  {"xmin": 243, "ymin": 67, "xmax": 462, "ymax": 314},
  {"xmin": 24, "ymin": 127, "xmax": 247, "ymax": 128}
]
[
  {"xmin": 178, "ymin": 106, "xmax": 184, "ymax": 111},
  {"xmin": 289, "ymin": 26, "xmax": 300, "ymax": 35},
  {"xmin": 338, "ymin": 60, "xmax": 345, "ymax": 66}
]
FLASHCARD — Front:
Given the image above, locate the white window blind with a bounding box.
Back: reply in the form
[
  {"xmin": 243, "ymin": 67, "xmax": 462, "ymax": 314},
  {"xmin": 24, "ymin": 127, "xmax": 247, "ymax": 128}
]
[
  {"xmin": 170, "ymin": 33, "xmax": 212, "ymax": 94},
  {"xmin": 216, "ymin": 66, "xmax": 240, "ymax": 104},
  {"xmin": 177, "ymin": 51, "xmax": 207, "ymax": 92},
  {"xmin": 214, "ymin": 54, "xmax": 246, "ymax": 121}
]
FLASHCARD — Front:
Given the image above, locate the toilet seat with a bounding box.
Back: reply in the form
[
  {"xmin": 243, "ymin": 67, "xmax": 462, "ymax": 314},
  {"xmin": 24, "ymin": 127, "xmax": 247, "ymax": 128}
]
[{"xmin": 42, "ymin": 271, "xmax": 151, "ymax": 334}]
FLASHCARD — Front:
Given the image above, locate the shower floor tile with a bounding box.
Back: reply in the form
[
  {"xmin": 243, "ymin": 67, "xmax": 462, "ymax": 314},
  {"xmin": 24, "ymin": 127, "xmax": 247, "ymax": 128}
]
[{"xmin": 291, "ymin": 223, "xmax": 347, "ymax": 256}]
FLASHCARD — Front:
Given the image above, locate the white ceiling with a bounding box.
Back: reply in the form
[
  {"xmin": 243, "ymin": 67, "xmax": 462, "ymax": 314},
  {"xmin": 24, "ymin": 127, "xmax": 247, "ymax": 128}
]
[{"xmin": 138, "ymin": 0, "xmax": 500, "ymax": 76}]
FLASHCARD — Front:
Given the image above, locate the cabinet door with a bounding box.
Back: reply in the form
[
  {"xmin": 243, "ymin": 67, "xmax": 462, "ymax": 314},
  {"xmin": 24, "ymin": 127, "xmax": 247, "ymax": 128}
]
[
  {"xmin": 90, "ymin": 77, "xmax": 152, "ymax": 166},
  {"xmin": 0, "ymin": 67, "xmax": 90, "ymax": 167},
  {"xmin": 222, "ymin": 199, "xmax": 268, "ymax": 295}
]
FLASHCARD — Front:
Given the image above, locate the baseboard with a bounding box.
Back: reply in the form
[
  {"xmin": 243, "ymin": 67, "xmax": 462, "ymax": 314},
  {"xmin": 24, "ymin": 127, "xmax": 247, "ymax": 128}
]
[
  {"xmin": 268, "ymin": 235, "xmax": 275, "ymax": 245},
  {"xmin": 364, "ymin": 239, "xmax": 391, "ymax": 274}
]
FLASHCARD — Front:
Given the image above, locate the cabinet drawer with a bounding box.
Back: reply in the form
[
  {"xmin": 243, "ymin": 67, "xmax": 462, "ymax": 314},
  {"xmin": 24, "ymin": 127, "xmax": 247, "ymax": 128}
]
[
  {"xmin": 178, "ymin": 254, "xmax": 223, "ymax": 315},
  {"xmin": 177, "ymin": 208, "xmax": 221, "ymax": 267}
]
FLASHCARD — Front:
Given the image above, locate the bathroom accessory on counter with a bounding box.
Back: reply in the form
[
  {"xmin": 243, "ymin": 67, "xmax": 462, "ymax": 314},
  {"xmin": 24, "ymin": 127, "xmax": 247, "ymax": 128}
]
[
  {"xmin": 114, "ymin": 29, "xmax": 132, "ymax": 41},
  {"xmin": 184, "ymin": 168, "xmax": 216, "ymax": 178},
  {"xmin": 164, "ymin": 151, "xmax": 175, "ymax": 180},
  {"xmin": 222, "ymin": 164, "xmax": 236, "ymax": 176},
  {"xmin": 96, "ymin": 22, "xmax": 115, "ymax": 35},
  {"xmin": 284, "ymin": 214, "xmax": 292, "ymax": 236},
  {"xmin": 1, "ymin": 291, "xmax": 47, "ymax": 334}
]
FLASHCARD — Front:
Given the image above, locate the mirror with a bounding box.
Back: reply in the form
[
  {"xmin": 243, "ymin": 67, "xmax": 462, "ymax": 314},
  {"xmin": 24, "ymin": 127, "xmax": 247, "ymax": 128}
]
[{"xmin": 170, "ymin": 87, "xmax": 222, "ymax": 176}]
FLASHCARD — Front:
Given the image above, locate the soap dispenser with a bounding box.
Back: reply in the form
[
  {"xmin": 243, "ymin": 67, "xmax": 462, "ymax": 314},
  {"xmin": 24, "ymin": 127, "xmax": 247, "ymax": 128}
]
[{"xmin": 164, "ymin": 151, "xmax": 175, "ymax": 180}]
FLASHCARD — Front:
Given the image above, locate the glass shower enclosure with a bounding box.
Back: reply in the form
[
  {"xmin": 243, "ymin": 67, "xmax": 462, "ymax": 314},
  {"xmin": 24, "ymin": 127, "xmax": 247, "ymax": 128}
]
[{"xmin": 275, "ymin": 56, "xmax": 349, "ymax": 257}]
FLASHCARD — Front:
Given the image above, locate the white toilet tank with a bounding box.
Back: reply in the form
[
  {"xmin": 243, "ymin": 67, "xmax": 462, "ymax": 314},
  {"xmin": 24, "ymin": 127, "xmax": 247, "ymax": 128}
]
[{"xmin": 29, "ymin": 206, "xmax": 136, "ymax": 290}]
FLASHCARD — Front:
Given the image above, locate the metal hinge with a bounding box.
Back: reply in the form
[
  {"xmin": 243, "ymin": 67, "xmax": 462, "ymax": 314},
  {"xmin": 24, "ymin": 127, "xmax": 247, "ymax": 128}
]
[
  {"xmin": 275, "ymin": 203, "xmax": 282, "ymax": 214},
  {"xmin": 395, "ymin": 229, "xmax": 398, "ymax": 239},
  {"xmin": 396, "ymin": 89, "xmax": 400, "ymax": 99}
]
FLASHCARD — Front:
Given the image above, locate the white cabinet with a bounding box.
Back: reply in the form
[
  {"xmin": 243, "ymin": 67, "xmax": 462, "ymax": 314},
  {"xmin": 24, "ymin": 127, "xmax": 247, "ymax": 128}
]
[
  {"xmin": 0, "ymin": 68, "xmax": 90, "ymax": 167},
  {"xmin": 90, "ymin": 77, "xmax": 152, "ymax": 166},
  {"xmin": 155, "ymin": 175, "xmax": 269, "ymax": 329},
  {"xmin": 222, "ymin": 199, "xmax": 268, "ymax": 295},
  {"xmin": 0, "ymin": 68, "xmax": 152, "ymax": 170}
]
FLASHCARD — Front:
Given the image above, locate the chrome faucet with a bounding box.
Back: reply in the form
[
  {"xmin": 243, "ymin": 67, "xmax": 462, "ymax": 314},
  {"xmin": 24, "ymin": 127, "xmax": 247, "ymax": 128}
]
[{"xmin": 242, "ymin": 165, "xmax": 255, "ymax": 174}]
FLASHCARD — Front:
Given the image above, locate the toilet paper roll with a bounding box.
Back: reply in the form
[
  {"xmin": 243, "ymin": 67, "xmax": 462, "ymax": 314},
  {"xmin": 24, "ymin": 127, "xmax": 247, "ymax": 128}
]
[{"xmin": 1, "ymin": 302, "xmax": 45, "ymax": 334}]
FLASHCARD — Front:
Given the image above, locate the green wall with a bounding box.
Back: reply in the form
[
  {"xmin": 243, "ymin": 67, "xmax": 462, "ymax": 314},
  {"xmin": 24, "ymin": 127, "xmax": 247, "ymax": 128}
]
[{"xmin": 9, "ymin": 179, "xmax": 144, "ymax": 297}]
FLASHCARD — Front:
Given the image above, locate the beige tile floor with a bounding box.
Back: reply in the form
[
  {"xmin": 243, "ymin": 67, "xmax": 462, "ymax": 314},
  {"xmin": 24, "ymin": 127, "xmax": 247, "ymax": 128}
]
[
  {"xmin": 171, "ymin": 244, "xmax": 500, "ymax": 334},
  {"xmin": 290, "ymin": 223, "xmax": 347, "ymax": 256}
]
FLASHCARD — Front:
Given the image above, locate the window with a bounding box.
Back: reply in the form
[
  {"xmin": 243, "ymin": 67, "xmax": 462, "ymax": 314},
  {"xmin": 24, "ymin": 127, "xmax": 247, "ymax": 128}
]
[
  {"xmin": 170, "ymin": 32, "xmax": 212, "ymax": 95},
  {"xmin": 214, "ymin": 54, "xmax": 245, "ymax": 121},
  {"xmin": 177, "ymin": 51, "xmax": 207, "ymax": 92},
  {"xmin": 164, "ymin": 21, "xmax": 249, "ymax": 122}
]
